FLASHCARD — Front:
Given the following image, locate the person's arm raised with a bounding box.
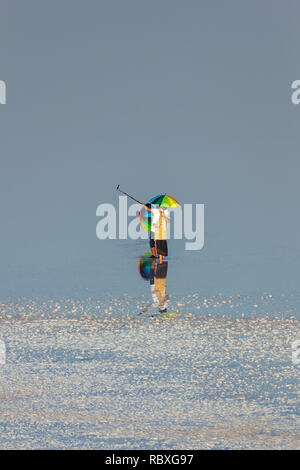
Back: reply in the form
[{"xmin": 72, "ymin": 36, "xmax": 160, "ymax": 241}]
[{"xmin": 142, "ymin": 204, "xmax": 153, "ymax": 213}]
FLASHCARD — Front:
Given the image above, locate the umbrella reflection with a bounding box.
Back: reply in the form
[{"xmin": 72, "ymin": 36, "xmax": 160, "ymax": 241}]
[{"xmin": 138, "ymin": 254, "xmax": 178, "ymax": 318}]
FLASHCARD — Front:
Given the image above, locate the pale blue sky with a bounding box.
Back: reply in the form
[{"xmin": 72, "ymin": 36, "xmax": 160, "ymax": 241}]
[{"xmin": 0, "ymin": 1, "xmax": 300, "ymax": 297}]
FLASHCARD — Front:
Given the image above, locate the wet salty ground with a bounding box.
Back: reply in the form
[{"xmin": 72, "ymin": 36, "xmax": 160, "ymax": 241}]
[{"xmin": 0, "ymin": 293, "xmax": 299, "ymax": 449}]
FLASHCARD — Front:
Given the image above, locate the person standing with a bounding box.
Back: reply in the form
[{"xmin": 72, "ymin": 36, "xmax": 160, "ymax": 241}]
[
  {"xmin": 143, "ymin": 203, "xmax": 160, "ymax": 258},
  {"xmin": 154, "ymin": 207, "xmax": 170, "ymax": 262},
  {"xmin": 150, "ymin": 205, "xmax": 161, "ymax": 257},
  {"xmin": 139, "ymin": 258, "xmax": 169, "ymax": 315}
]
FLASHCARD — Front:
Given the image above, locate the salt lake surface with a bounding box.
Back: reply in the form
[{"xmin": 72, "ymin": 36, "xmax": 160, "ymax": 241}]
[{"xmin": 0, "ymin": 241, "xmax": 299, "ymax": 449}]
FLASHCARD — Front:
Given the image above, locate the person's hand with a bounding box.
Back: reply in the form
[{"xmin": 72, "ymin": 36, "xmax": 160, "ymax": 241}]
[{"xmin": 143, "ymin": 204, "xmax": 152, "ymax": 212}]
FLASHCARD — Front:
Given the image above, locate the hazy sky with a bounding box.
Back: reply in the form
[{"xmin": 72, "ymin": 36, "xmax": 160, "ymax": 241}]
[{"xmin": 1, "ymin": 1, "xmax": 300, "ymax": 296}]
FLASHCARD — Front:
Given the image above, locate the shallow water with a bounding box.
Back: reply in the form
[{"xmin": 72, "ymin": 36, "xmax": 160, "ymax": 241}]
[
  {"xmin": 0, "ymin": 239, "xmax": 300, "ymax": 449},
  {"xmin": 0, "ymin": 288, "xmax": 299, "ymax": 449},
  {"xmin": 2, "ymin": 237, "xmax": 300, "ymax": 300}
]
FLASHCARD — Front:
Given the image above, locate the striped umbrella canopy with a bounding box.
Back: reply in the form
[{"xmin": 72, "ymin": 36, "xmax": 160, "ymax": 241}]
[
  {"xmin": 147, "ymin": 194, "xmax": 180, "ymax": 208},
  {"xmin": 138, "ymin": 203, "xmax": 152, "ymax": 232},
  {"xmin": 138, "ymin": 195, "xmax": 180, "ymax": 232}
]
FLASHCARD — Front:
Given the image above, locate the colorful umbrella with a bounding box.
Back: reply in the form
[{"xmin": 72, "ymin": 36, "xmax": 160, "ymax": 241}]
[
  {"xmin": 138, "ymin": 195, "xmax": 180, "ymax": 232},
  {"xmin": 138, "ymin": 255, "xmax": 153, "ymax": 280},
  {"xmin": 138, "ymin": 203, "xmax": 152, "ymax": 232},
  {"xmin": 147, "ymin": 194, "xmax": 180, "ymax": 208}
]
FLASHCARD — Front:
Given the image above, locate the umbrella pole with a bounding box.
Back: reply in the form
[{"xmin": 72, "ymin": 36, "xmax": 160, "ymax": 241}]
[{"xmin": 116, "ymin": 185, "xmax": 144, "ymax": 205}]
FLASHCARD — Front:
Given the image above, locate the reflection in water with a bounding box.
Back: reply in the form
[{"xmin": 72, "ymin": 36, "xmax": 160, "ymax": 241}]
[
  {"xmin": 138, "ymin": 253, "xmax": 177, "ymax": 318},
  {"xmin": 0, "ymin": 289, "xmax": 299, "ymax": 448}
]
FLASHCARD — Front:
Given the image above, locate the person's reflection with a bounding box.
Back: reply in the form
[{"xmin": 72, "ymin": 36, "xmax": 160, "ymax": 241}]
[{"xmin": 138, "ymin": 255, "xmax": 169, "ymax": 315}]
